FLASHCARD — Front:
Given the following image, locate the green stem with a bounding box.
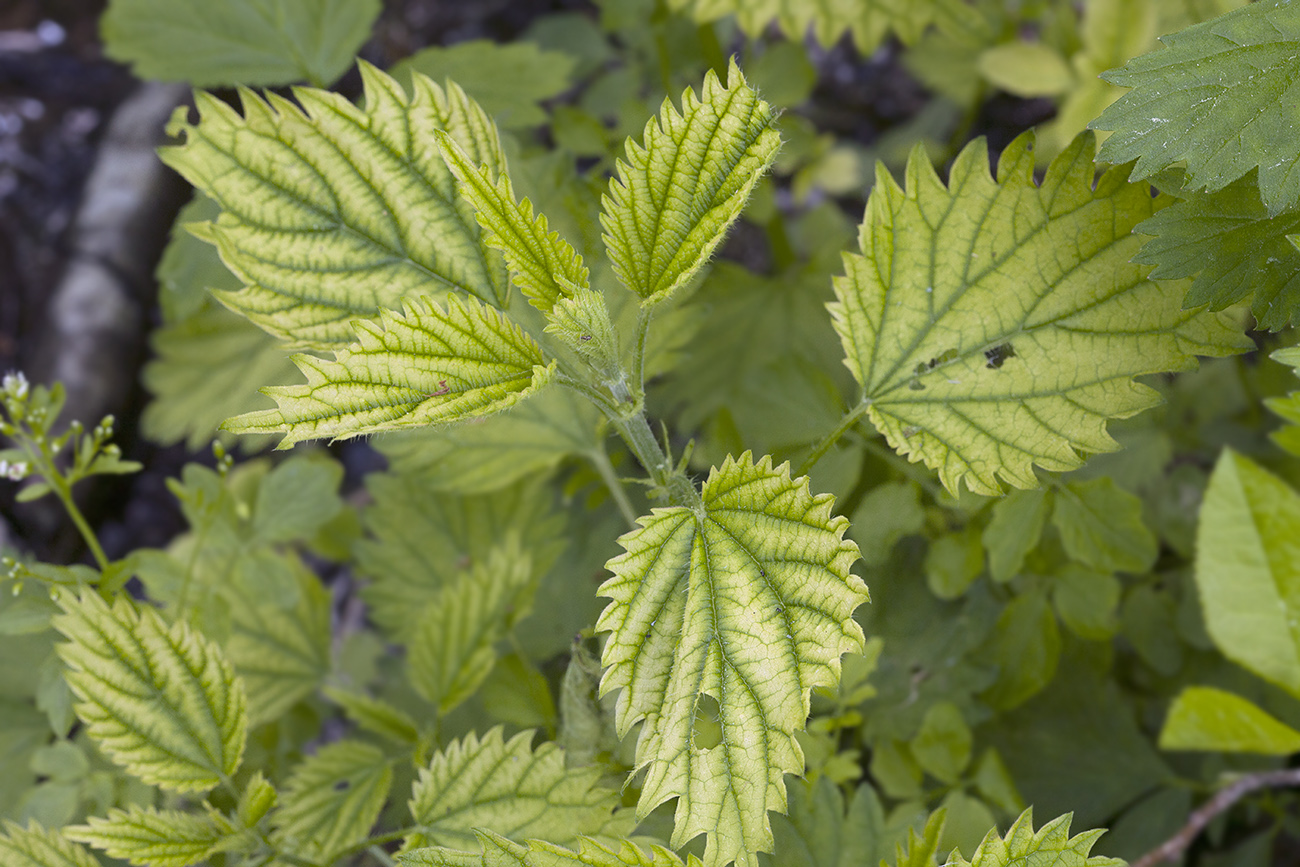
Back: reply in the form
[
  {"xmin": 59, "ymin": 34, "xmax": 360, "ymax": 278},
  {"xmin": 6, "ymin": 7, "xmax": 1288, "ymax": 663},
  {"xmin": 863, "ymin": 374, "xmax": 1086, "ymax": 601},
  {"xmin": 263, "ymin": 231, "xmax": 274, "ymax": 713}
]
[
  {"xmin": 943, "ymin": 80, "xmax": 989, "ymax": 164},
  {"xmin": 55, "ymin": 484, "xmax": 109, "ymax": 572},
  {"xmin": 15, "ymin": 431, "xmax": 110, "ymax": 583},
  {"xmin": 630, "ymin": 306, "xmax": 652, "ymax": 396},
  {"xmin": 609, "ymin": 410, "xmax": 701, "ymax": 512},
  {"xmin": 564, "ymin": 305, "xmax": 700, "ymax": 513},
  {"xmin": 219, "ymin": 776, "xmax": 242, "ymax": 803},
  {"xmin": 588, "ymin": 443, "xmax": 639, "ymax": 529},
  {"xmin": 796, "ymin": 400, "xmax": 871, "ymax": 478},
  {"xmin": 367, "ymin": 846, "xmax": 396, "ymax": 867}
]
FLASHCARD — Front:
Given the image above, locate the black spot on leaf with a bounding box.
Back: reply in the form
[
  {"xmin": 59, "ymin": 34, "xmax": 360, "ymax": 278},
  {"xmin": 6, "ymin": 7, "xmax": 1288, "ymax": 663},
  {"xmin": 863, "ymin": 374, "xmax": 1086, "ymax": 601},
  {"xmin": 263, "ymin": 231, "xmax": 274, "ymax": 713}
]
[{"xmin": 985, "ymin": 343, "xmax": 1016, "ymax": 369}]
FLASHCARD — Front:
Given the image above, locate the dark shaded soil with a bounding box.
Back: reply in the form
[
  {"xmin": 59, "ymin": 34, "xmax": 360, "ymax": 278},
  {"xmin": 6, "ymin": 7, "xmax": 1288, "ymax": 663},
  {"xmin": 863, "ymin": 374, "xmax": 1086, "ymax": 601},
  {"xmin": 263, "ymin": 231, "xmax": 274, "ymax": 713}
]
[{"xmin": 0, "ymin": 0, "xmax": 130, "ymax": 375}]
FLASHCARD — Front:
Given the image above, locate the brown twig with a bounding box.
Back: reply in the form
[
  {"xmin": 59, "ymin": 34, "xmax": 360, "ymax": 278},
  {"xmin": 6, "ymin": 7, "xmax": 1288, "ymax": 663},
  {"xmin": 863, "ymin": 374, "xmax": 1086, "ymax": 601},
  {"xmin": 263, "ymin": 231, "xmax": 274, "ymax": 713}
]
[{"xmin": 1130, "ymin": 767, "xmax": 1300, "ymax": 867}]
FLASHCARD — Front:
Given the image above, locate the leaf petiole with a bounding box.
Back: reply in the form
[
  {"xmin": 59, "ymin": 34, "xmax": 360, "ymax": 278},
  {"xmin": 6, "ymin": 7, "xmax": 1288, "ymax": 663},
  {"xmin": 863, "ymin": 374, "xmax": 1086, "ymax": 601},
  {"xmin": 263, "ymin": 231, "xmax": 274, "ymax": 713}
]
[{"xmin": 796, "ymin": 399, "xmax": 871, "ymax": 478}]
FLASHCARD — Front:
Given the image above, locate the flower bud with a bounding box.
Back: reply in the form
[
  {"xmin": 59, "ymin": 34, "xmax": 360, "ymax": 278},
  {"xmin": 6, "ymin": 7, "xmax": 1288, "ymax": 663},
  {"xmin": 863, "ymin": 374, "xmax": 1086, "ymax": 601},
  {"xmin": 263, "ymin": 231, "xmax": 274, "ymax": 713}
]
[{"xmin": 2, "ymin": 371, "xmax": 28, "ymax": 400}]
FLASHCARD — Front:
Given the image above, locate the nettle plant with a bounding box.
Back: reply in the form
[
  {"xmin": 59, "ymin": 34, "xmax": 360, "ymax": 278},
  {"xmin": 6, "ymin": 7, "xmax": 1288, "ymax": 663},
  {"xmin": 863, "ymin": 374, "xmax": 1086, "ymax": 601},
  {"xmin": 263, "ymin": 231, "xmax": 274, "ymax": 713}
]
[{"xmin": 10, "ymin": 1, "xmax": 1300, "ymax": 866}]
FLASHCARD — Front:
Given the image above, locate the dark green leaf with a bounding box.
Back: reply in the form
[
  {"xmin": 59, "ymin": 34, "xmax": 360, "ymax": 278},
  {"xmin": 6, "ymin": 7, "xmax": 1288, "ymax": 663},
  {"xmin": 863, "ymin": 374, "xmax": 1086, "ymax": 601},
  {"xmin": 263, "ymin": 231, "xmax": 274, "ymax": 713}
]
[
  {"xmin": 979, "ymin": 592, "xmax": 1061, "ymax": 711},
  {"xmin": 909, "ymin": 702, "xmax": 972, "ymax": 784},
  {"xmin": 251, "ymin": 453, "xmax": 344, "ymax": 544},
  {"xmin": 101, "ymin": 0, "xmax": 381, "ymax": 87},
  {"xmin": 1093, "ymin": 0, "xmax": 1300, "ymax": 214},
  {"xmin": 393, "ymin": 41, "xmax": 577, "ymax": 128},
  {"xmin": 983, "ymin": 488, "xmax": 1050, "ymax": 583},
  {"xmin": 1051, "ymin": 479, "xmax": 1157, "ymax": 574},
  {"xmin": 1134, "ymin": 171, "xmax": 1300, "ymax": 330},
  {"xmin": 1050, "ymin": 565, "xmax": 1121, "ymax": 641}
]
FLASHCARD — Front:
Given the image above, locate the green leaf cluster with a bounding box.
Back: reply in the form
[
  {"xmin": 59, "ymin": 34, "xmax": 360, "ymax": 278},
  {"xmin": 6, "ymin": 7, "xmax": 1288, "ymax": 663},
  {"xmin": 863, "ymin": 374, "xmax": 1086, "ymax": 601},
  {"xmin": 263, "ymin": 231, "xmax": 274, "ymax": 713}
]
[{"xmin": 18, "ymin": 3, "xmax": 1300, "ymax": 867}]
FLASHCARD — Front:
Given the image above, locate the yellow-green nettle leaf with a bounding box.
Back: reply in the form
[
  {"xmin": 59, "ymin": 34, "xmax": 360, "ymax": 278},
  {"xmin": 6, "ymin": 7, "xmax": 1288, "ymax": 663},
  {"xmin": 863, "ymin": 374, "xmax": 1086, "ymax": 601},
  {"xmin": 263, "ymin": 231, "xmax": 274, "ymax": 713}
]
[
  {"xmin": 238, "ymin": 773, "xmax": 278, "ymax": 827},
  {"xmin": 945, "ymin": 809, "xmax": 1123, "ymax": 867},
  {"xmin": 665, "ymin": 0, "xmax": 941, "ymax": 53},
  {"xmin": 224, "ymin": 295, "xmax": 555, "ymax": 447},
  {"xmin": 438, "ymin": 131, "xmax": 588, "ymax": 312},
  {"xmin": 399, "ymin": 832, "xmax": 696, "ymax": 867},
  {"xmin": 1160, "ymin": 686, "xmax": 1300, "ymax": 755},
  {"xmin": 53, "ymin": 592, "xmax": 247, "ymax": 793},
  {"xmin": 405, "ymin": 728, "xmax": 629, "ymax": 852},
  {"xmin": 544, "ymin": 288, "xmax": 621, "ymax": 373},
  {"xmin": 0, "ymin": 822, "xmax": 100, "ymax": 867},
  {"xmin": 408, "ymin": 546, "xmax": 536, "ymax": 714},
  {"xmin": 597, "ymin": 453, "xmax": 868, "ymax": 867},
  {"xmin": 66, "ymin": 807, "xmax": 226, "ymax": 867},
  {"xmin": 272, "ymin": 740, "xmax": 393, "ymax": 864},
  {"xmin": 160, "ymin": 61, "xmax": 508, "ymax": 348},
  {"xmin": 884, "ymin": 809, "xmax": 944, "ymax": 867},
  {"xmin": 1091, "ymin": 0, "xmax": 1300, "ymax": 215},
  {"xmin": 601, "ymin": 60, "xmax": 781, "ymax": 307},
  {"xmin": 830, "ymin": 130, "xmax": 1249, "ymax": 496}
]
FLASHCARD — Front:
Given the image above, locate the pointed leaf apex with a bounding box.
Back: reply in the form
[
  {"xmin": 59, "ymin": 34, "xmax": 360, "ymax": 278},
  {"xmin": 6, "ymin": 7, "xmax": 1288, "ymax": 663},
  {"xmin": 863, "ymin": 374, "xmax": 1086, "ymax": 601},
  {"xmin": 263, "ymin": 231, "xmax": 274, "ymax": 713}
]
[{"xmin": 602, "ymin": 64, "xmax": 780, "ymax": 306}]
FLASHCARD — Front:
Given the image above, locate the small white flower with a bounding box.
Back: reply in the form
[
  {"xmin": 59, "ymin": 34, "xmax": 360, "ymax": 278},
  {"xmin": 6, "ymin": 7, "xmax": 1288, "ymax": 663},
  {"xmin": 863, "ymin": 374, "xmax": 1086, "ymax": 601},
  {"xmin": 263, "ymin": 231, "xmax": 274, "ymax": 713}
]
[
  {"xmin": 1, "ymin": 371, "xmax": 28, "ymax": 400},
  {"xmin": 4, "ymin": 461, "xmax": 28, "ymax": 481}
]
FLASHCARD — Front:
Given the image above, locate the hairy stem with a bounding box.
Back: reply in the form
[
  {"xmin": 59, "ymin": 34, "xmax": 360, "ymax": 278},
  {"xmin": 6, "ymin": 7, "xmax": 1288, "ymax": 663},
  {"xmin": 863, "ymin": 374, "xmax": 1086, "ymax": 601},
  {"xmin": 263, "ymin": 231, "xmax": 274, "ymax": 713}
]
[
  {"xmin": 796, "ymin": 400, "xmax": 871, "ymax": 478},
  {"xmin": 609, "ymin": 409, "xmax": 701, "ymax": 512},
  {"xmin": 1131, "ymin": 768, "xmax": 1300, "ymax": 867},
  {"xmin": 566, "ymin": 307, "xmax": 700, "ymax": 512},
  {"xmin": 630, "ymin": 306, "xmax": 652, "ymax": 398},
  {"xmin": 17, "ymin": 434, "xmax": 111, "ymax": 576}
]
